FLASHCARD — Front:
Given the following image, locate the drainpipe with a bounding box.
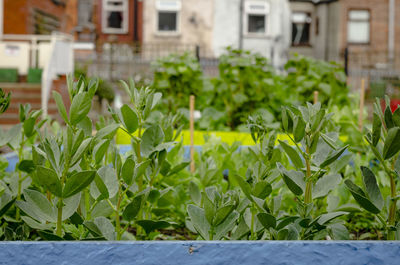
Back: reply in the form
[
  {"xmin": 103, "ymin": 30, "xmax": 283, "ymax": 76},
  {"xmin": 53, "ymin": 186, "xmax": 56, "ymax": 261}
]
[
  {"xmin": 0, "ymin": 0, "xmax": 3, "ymax": 39},
  {"xmin": 388, "ymin": 0, "xmax": 395, "ymax": 66},
  {"xmin": 239, "ymin": 0, "xmax": 244, "ymax": 50}
]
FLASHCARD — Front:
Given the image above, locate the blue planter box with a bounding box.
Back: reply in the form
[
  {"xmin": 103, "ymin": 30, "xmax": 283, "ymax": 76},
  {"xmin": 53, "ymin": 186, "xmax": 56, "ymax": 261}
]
[{"xmin": 0, "ymin": 241, "xmax": 399, "ymax": 265}]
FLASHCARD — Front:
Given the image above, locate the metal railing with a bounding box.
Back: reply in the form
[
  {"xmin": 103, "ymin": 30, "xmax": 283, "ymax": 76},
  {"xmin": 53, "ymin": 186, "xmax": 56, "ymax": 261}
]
[{"xmin": 0, "ymin": 32, "xmax": 74, "ymax": 116}]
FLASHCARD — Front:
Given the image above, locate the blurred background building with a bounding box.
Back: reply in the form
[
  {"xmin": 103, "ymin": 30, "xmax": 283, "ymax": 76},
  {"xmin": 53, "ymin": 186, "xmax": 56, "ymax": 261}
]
[{"xmin": 0, "ymin": 0, "xmax": 400, "ymax": 123}]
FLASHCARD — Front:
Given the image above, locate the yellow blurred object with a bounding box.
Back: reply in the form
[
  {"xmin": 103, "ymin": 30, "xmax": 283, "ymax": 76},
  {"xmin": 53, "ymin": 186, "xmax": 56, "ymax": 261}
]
[{"xmin": 116, "ymin": 129, "xmax": 297, "ymax": 146}]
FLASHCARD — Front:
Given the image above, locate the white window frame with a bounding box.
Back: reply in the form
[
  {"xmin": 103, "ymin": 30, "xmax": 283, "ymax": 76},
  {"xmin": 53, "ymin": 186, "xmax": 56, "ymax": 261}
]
[
  {"xmin": 347, "ymin": 9, "xmax": 370, "ymax": 44},
  {"xmin": 243, "ymin": 1, "xmax": 270, "ymax": 36},
  {"xmin": 155, "ymin": 0, "xmax": 181, "ymax": 35},
  {"xmin": 291, "ymin": 12, "xmax": 312, "ymax": 46},
  {"xmin": 102, "ymin": 0, "xmax": 129, "ymax": 34}
]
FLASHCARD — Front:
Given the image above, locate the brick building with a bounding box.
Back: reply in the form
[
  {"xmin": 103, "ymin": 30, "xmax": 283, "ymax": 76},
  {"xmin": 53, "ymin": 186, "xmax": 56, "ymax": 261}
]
[
  {"xmin": 289, "ymin": 0, "xmax": 400, "ymax": 76},
  {"xmin": 2, "ymin": 0, "xmax": 76, "ymax": 35},
  {"xmin": 94, "ymin": 0, "xmax": 143, "ymax": 45}
]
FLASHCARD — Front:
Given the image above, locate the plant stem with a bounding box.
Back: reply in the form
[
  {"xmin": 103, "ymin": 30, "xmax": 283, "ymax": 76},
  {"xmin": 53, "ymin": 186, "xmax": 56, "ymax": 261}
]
[
  {"xmin": 56, "ymin": 202, "xmax": 63, "ymax": 236},
  {"xmin": 250, "ymin": 205, "xmax": 256, "ymax": 240},
  {"xmin": 16, "ymin": 134, "xmax": 25, "ymax": 221},
  {"xmin": 388, "ymin": 160, "xmax": 397, "ymax": 240},
  {"xmin": 304, "ymin": 146, "xmax": 312, "ymax": 205},
  {"xmin": 116, "ymin": 185, "xmax": 123, "ymax": 240},
  {"xmin": 85, "ymin": 190, "xmax": 91, "ymax": 220},
  {"xmin": 56, "ymin": 161, "xmax": 69, "ymax": 237}
]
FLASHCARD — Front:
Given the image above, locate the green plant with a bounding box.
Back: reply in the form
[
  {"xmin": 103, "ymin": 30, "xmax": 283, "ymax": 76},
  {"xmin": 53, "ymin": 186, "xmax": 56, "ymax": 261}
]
[
  {"xmin": 284, "ymin": 55, "xmax": 349, "ymax": 107},
  {"xmin": 345, "ymin": 96, "xmax": 400, "ymax": 240},
  {"xmin": 211, "ymin": 48, "xmax": 282, "ymax": 129},
  {"xmin": 273, "ymin": 103, "xmax": 349, "ymax": 239},
  {"xmin": 152, "ymin": 53, "xmax": 206, "ymax": 113}
]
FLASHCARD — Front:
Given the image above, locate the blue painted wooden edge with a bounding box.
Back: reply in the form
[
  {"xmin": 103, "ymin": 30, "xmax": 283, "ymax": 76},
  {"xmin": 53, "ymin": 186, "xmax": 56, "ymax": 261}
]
[{"xmin": 0, "ymin": 241, "xmax": 399, "ymax": 265}]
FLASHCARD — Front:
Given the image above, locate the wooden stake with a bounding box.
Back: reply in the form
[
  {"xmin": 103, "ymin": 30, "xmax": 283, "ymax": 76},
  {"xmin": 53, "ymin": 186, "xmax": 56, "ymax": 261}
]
[
  {"xmin": 189, "ymin": 95, "xmax": 195, "ymax": 173},
  {"xmin": 313, "ymin": 91, "xmax": 319, "ymax": 104},
  {"xmin": 358, "ymin": 78, "xmax": 366, "ymax": 131}
]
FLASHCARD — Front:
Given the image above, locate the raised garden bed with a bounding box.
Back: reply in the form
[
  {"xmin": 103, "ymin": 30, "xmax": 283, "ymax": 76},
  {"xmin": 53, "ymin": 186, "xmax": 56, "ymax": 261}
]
[{"xmin": 1, "ymin": 241, "xmax": 399, "ymax": 265}]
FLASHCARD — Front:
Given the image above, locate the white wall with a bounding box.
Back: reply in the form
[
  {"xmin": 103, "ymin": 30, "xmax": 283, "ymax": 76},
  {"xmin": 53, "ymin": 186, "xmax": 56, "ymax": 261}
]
[
  {"xmin": 212, "ymin": 0, "xmax": 241, "ymax": 57},
  {"xmin": 0, "ymin": 42, "xmax": 30, "ymax": 75},
  {"xmin": 213, "ymin": 0, "xmax": 291, "ymax": 67}
]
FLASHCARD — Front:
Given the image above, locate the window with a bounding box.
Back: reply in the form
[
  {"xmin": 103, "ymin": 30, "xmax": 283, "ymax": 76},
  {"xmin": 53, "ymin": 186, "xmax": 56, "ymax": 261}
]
[
  {"xmin": 102, "ymin": 0, "xmax": 128, "ymax": 34},
  {"xmin": 245, "ymin": 1, "xmax": 269, "ymax": 34},
  {"xmin": 347, "ymin": 10, "xmax": 370, "ymax": 44},
  {"xmin": 291, "ymin": 12, "xmax": 312, "ymax": 46},
  {"xmin": 156, "ymin": 0, "xmax": 181, "ymax": 33}
]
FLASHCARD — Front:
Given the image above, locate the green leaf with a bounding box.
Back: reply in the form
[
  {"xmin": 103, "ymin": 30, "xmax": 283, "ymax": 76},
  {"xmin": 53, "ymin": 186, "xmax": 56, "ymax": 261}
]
[
  {"xmin": 16, "ymin": 189, "xmax": 57, "ymax": 223},
  {"xmin": 121, "ymin": 157, "xmax": 135, "ymax": 186},
  {"xmin": 313, "ymin": 173, "xmax": 342, "ymax": 199},
  {"xmin": 93, "ymin": 216, "xmax": 116, "ymax": 240},
  {"xmin": 36, "ymin": 166, "xmax": 62, "ymax": 197},
  {"xmin": 320, "ymin": 133, "xmax": 338, "ymax": 150},
  {"xmin": 393, "ymin": 107, "xmax": 400, "ymax": 127},
  {"xmin": 189, "ymin": 181, "xmax": 201, "ymax": 206},
  {"xmin": 136, "ymin": 220, "xmax": 170, "ymax": 234},
  {"xmin": 319, "ymin": 145, "xmax": 348, "ymax": 168},
  {"xmin": 344, "ymin": 179, "xmax": 381, "ymax": 214},
  {"xmin": 187, "ymin": 204, "xmax": 210, "ymax": 240},
  {"xmin": 93, "ymin": 139, "xmax": 110, "ymax": 165},
  {"xmin": 233, "ymin": 174, "xmax": 253, "ymax": 201},
  {"xmin": 135, "ymin": 160, "xmax": 151, "ymax": 180},
  {"xmin": 18, "ymin": 160, "xmax": 35, "ymax": 173},
  {"xmin": 383, "ymin": 127, "xmax": 400, "ymax": 160},
  {"xmin": 279, "ymin": 140, "xmax": 303, "ymax": 169},
  {"xmin": 372, "ymin": 112, "xmax": 382, "ymax": 146},
  {"xmin": 141, "ymin": 125, "xmax": 165, "ymax": 157},
  {"xmin": 122, "ymin": 194, "xmax": 144, "ymax": 221},
  {"xmin": 93, "ymin": 174, "xmax": 109, "ymax": 200},
  {"xmin": 361, "ymin": 166, "xmax": 384, "ymax": 211},
  {"xmin": 167, "ymin": 161, "xmax": 190, "ymax": 176},
  {"xmin": 69, "ymin": 92, "xmax": 91, "ymax": 125},
  {"xmin": 95, "ymin": 124, "xmax": 120, "ymax": 139},
  {"xmin": 202, "ymin": 191, "xmax": 216, "ymax": 225},
  {"xmin": 63, "ymin": 171, "xmax": 96, "ymax": 198},
  {"xmin": 214, "ymin": 211, "xmax": 239, "ymax": 240},
  {"xmin": 77, "ymin": 116, "xmax": 92, "ymax": 137},
  {"xmin": 253, "ymin": 181, "xmax": 272, "ymax": 199},
  {"xmin": 0, "ymin": 193, "xmax": 15, "ymax": 218},
  {"xmin": 53, "ymin": 91, "xmax": 69, "ymax": 124},
  {"xmin": 23, "ymin": 117, "xmax": 36, "ymax": 138},
  {"xmin": 214, "ymin": 205, "xmax": 235, "ymax": 226},
  {"xmin": 277, "ymin": 163, "xmax": 305, "ymax": 196},
  {"xmin": 317, "ymin": 211, "xmax": 347, "ymax": 225},
  {"xmin": 70, "ymin": 138, "xmax": 91, "ymax": 166},
  {"xmin": 293, "ymin": 116, "xmax": 306, "ymax": 142},
  {"xmin": 119, "ymin": 104, "xmax": 138, "ymax": 134},
  {"xmin": 257, "ymin": 213, "xmax": 276, "ymax": 229},
  {"xmin": 62, "ymin": 193, "xmax": 81, "ymax": 220},
  {"xmin": 384, "ymin": 106, "xmax": 395, "ymax": 129}
]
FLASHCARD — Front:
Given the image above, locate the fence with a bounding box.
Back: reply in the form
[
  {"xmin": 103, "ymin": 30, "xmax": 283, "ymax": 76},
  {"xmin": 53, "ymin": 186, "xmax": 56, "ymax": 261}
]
[
  {"xmin": 75, "ymin": 43, "xmax": 219, "ymax": 83},
  {"xmin": 344, "ymin": 49, "xmax": 400, "ymax": 99}
]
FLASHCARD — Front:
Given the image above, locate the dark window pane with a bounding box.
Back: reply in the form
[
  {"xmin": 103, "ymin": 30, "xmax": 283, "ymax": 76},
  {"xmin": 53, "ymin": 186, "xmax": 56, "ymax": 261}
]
[
  {"xmin": 107, "ymin": 11, "xmax": 123, "ymax": 29},
  {"xmin": 291, "ymin": 22, "xmax": 310, "ymax": 45},
  {"xmin": 158, "ymin": 12, "xmax": 177, "ymax": 31},
  {"xmin": 248, "ymin": 15, "xmax": 265, "ymax": 33}
]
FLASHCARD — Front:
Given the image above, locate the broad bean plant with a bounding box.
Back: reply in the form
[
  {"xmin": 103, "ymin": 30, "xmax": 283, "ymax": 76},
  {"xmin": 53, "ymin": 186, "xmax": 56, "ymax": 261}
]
[{"xmin": 0, "ymin": 80, "xmax": 398, "ymax": 241}]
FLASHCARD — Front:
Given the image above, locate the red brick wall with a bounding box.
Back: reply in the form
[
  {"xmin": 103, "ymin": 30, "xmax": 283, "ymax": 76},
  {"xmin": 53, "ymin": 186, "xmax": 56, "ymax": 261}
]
[
  {"xmin": 339, "ymin": 0, "xmax": 391, "ymax": 66},
  {"xmin": 4, "ymin": 0, "xmax": 72, "ymax": 34},
  {"xmin": 3, "ymin": 0, "xmax": 28, "ymax": 34}
]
